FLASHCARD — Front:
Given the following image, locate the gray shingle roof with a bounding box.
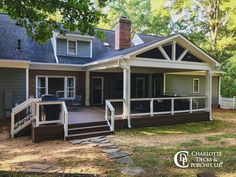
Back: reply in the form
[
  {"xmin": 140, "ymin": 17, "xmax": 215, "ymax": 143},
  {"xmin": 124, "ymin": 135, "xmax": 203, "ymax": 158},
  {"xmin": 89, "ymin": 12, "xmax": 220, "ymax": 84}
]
[
  {"xmin": 0, "ymin": 13, "xmax": 56, "ymax": 63},
  {"xmin": 0, "ymin": 13, "xmax": 171, "ymax": 65}
]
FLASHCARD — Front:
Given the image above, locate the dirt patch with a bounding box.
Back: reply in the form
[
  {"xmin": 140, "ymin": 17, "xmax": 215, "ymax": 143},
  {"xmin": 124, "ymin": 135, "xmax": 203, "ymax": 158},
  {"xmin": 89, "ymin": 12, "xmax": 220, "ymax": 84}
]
[{"xmin": 0, "ymin": 137, "xmax": 116, "ymax": 175}]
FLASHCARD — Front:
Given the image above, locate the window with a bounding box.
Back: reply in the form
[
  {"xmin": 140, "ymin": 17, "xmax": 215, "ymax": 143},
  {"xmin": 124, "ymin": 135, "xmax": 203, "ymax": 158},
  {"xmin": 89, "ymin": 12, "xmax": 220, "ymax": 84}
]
[
  {"xmin": 67, "ymin": 40, "xmax": 77, "ymax": 55},
  {"xmin": 67, "ymin": 77, "xmax": 75, "ymax": 98},
  {"xmin": 193, "ymin": 78, "xmax": 200, "ymax": 93},
  {"xmin": 37, "ymin": 77, "xmax": 46, "ymax": 98},
  {"xmin": 136, "ymin": 78, "xmax": 145, "ymax": 97},
  {"xmin": 36, "ymin": 76, "xmax": 76, "ymax": 99}
]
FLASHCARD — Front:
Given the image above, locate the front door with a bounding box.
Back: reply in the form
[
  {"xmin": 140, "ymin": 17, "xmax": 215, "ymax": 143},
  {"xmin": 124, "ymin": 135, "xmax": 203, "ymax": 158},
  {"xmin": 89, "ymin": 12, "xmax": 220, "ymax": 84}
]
[
  {"xmin": 153, "ymin": 78, "xmax": 163, "ymax": 96},
  {"xmin": 135, "ymin": 78, "xmax": 145, "ymax": 98},
  {"xmin": 92, "ymin": 77, "xmax": 104, "ymax": 105}
]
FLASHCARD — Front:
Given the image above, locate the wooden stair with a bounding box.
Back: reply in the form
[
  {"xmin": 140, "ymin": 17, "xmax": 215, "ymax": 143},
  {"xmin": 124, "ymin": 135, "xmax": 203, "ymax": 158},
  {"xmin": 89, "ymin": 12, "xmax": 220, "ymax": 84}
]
[{"xmin": 66, "ymin": 121, "xmax": 113, "ymax": 140}]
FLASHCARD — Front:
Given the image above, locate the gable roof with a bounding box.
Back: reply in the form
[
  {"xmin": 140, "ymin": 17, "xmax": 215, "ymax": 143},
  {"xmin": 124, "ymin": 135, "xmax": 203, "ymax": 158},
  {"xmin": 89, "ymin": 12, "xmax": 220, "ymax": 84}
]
[{"xmin": 0, "ymin": 13, "xmax": 220, "ymax": 67}]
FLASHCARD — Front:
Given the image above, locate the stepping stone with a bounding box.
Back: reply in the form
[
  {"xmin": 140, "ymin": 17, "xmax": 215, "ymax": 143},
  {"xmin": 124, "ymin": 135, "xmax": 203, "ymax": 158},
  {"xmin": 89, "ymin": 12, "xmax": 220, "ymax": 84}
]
[
  {"xmin": 102, "ymin": 148, "xmax": 120, "ymax": 153},
  {"xmin": 115, "ymin": 156, "xmax": 133, "ymax": 164},
  {"xmin": 70, "ymin": 139, "xmax": 89, "ymax": 144},
  {"xmin": 99, "ymin": 140, "xmax": 110, "ymax": 144},
  {"xmin": 106, "ymin": 135, "xmax": 114, "ymax": 139},
  {"xmin": 92, "ymin": 138, "xmax": 107, "ymax": 143},
  {"xmin": 108, "ymin": 151, "xmax": 131, "ymax": 159},
  {"xmin": 26, "ymin": 163, "xmax": 52, "ymax": 170},
  {"xmin": 122, "ymin": 167, "xmax": 144, "ymax": 176},
  {"xmin": 98, "ymin": 143, "xmax": 114, "ymax": 148}
]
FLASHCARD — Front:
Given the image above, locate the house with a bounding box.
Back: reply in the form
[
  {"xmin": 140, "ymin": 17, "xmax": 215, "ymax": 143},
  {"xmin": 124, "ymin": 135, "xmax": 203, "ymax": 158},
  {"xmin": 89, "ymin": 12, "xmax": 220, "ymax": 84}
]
[{"xmin": 0, "ymin": 13, "xmax": 222, "ymax": 141}]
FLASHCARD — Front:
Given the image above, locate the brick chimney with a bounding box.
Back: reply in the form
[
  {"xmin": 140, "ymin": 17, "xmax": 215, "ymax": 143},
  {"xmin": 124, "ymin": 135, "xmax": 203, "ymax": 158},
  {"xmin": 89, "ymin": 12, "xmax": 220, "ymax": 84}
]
[{"xmin": 115, "ymin": 16, "xmax": 131, "ymax": 50}]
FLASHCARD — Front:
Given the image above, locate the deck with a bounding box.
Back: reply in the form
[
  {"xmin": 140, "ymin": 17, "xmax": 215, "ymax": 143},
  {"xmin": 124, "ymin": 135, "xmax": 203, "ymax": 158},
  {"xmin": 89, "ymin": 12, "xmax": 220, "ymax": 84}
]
[{"xmin": 68, "ymin": 107, "xmax": 106, "ymax": 124}]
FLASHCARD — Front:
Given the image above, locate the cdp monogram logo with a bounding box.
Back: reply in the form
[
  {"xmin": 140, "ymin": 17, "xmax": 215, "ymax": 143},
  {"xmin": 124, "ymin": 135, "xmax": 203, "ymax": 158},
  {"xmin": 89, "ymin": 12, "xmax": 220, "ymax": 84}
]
[{"xmin": 174, "ymin": 151, "xmax": 189, "ymax": 168}]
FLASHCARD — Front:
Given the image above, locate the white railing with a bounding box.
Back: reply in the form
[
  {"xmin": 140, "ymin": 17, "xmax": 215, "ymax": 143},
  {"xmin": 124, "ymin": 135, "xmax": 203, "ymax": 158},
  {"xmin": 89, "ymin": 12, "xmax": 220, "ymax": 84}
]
[
  {"xmin": 105, "ymin": 96, "xmax": 207, "ymax": 131},
  {"xmin": 11, "ymin": 98, "xmax": 69, "ymax": 139},
  {"xmin": 220, "ymin": 96, "xmax": 236, "ymax": 109},
  {"xmin": 11, "ymin": 97, "xmax": 36, "ymax": 138},
  {"xmin": 62, "ymin": 102, "xmax": 69, "ymax": 139},
  {"xmin": 35, "ymin": 101, "xmax": 66, "ymax": 126},
  {"xmin": 105, "ymin": 99, "xmax": 124, "ymax": 131},
  {"xmin": 130, "ymin": 96, "xmax": 207, "ymax": 117}
]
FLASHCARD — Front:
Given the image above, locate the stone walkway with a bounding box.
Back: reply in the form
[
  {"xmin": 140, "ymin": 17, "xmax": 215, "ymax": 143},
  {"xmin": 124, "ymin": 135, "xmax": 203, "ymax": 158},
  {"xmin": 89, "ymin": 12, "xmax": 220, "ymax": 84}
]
[{"xmin": 70, "ymin": 135, "xmax": 144, "ymax": 176}]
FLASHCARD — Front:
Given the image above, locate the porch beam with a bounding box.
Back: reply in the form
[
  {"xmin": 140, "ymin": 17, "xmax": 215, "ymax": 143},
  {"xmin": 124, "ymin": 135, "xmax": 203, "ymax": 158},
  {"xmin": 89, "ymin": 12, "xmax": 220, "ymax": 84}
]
[
  {"xmin": 172, "ymin": 41, "xmax": 176, "ymax": 60},
  {"xmin": 158, "ymin": 45, "xmax": 171, "ymax": 60},
  {"xmin": 177, "ymin": 49, "xmax": 188, "ymax": 61},
  {"xmin": 85, "ymin": 71, "xmax": 90, "ymax": 106},
  {"xmin": 205, "ymin": 70, "xmax": 213, "ymax": 120},
  {"xmin": 129, "ymin": 57, "xmax": 212, "ymax": 70}
]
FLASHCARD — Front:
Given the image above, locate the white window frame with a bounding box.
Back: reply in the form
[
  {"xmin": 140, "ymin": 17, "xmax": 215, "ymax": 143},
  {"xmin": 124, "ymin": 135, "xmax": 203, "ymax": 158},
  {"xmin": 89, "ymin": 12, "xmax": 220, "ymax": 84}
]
[
  {"xmin": 193, "ymin": 78, "xmax": 200, "ymax": 93},
  {"xmin": 67, "ymin": 40, "xmax": 77, "ymax": 55},
  {"xmin": 36, "ymin": 75, "xmax": 76, "ymax": 100},
  {"xmin": 135, "ymin": 78, "xmax": 145, "ymax": 97}
]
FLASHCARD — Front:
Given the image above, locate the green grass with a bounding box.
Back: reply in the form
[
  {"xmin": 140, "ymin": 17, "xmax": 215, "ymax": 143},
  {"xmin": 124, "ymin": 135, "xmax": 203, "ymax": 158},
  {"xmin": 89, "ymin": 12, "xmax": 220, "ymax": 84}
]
[
  {"xmin": 206, "ymin": 133, "xmax": 236, "ymax": 141},
  {"xmin": 117, "ymin": 120, "xmax": 231, "ymax": 136},
  {"xmin": 179, "ymin": 139, "xmax": 202, "ymax": 147},
  {"xmin": 131, "ymin": 145, "xmax": 236, "ymax": 177}
]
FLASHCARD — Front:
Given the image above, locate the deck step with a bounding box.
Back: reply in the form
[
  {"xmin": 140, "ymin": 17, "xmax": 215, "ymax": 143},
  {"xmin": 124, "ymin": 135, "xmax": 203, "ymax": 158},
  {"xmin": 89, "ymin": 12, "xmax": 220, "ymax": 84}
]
[
  {"xmin": 66, "ymin": 130, "xmax": 113, "ymax": 140},
  {"xmin": 68, "ymin": 121, "xmax": 108, "ymax": 129},
  {"xmin": 68, "ymin": 125, "xmax": 110, "ymax": 134}
]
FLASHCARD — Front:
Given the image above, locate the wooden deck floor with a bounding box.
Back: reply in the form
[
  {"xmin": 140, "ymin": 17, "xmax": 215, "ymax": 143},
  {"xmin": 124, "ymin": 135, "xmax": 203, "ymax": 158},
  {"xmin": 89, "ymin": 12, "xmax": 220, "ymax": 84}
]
[{"xmin": 68, "ymin": 107, "xmax": 106, "ymax": 124}]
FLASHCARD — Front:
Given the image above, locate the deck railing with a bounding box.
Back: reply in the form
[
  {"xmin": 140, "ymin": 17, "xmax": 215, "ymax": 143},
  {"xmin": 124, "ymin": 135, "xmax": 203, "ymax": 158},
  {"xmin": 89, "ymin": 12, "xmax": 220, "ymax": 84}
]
[
  {"xmin": 105, "ymin": 99, "xmax": 124, "ymax": 131},
  {"xmin": 11, "ymin": 99, "xmax": 68, "ymax": 139},
  {"xmin": 105, "ymin": 96, "xmax": 207, "ymax": 131},
  {"xmin": 11, "ymin": 97, "xmax": 36, "ymax": 138}
]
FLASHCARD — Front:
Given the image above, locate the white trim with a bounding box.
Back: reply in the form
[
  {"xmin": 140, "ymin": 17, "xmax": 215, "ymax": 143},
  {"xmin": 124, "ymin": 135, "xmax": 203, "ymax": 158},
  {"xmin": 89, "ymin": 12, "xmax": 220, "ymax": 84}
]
[
  {"xmin": 85, "ymin": 71, "xmax": 90, "ymax": 106},
  {"xmin": 26, "ymin": 68, "xmax": 29, "ymax": 99},
  {"xmin": 55, "ymin": 32, "xmax": 94, "ymax": 40},
  {"xmin": 92, "ymin": 76, "xmax": 104, "ymax": 105},
  {"xmin": 90, "ymin": 40, "xmax": 93, "ymax": 58},
  {"xmin": 177, "ymin": 49, "xmax": 188, "ymax": 61},
  {"xmin": 67, "ymin": 39, "xmax": 77, "ymax": 55},
  {"xmin": 51, "ymin": 33, "xmax": 59, "ymax": 63},
  {"xmin": 35, "ymin": 75, "xmax": 76, "ymax": 99},
  {"xmin": 135, "ymin": 78, "xmax": 145, "ymax": 97},
  {"xmin": 172, "ymin": 40, "xmax": 176, "ymax": 60},
  {"xmin": 218, "ymin": 76, "xmax": 221, "ymax": 104},
  {"xmin": 132, "ymin": 34, "xmax": 144, "ymax": 45},
  {"xmin": 30, "ymin": 62, "xmax": 83, "ymax": 71},
  {"xmin": 158, "ymin": 45, "xmax": 171, "ymax": 60},
  {"xmin": 0, "ymin": 59, "xmax": 30, "ymax": 68},
  {"xmin": 163, "ymin": 73, "xmax": 166, "ymax": 93},
  {"xmin": 129, "ymin": 57, "xmax": 212, "ymax": 70},
  {"xmin": 193, "ymin": 78, "xmax": 200, "ymax": 93},
  {"xmin": 124, "ymin": 34, "xmax": 220, "ymax": 66}
]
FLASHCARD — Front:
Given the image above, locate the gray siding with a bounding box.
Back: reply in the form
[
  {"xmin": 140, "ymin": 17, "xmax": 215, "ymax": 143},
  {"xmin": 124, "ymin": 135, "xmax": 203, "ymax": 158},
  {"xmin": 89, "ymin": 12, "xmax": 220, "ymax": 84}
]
[
  {"xmin": 0, "ymin": 68, "xmax": 26, "ymax": 118},
  {"xmin": 165, "ymin": 74, "xmax": 219, "ymax": 105},
  {"xmin": 56, "ymin": 39, "xmax": 91, "ymax": 58}
]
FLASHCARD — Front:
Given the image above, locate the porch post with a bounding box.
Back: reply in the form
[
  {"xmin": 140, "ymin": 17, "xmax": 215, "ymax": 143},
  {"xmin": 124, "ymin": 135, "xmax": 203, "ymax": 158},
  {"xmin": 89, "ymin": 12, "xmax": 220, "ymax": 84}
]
[
  {"xmin": 205, "ymin": 70, "xmax": 212, "ymax": 120},
  {"xmin": 85, "ymin": 71, "xmax": 90, "ymax": 106},
  {"xmin": 123, "ymin": 65, "xmax": 131, "ymax": 128}
]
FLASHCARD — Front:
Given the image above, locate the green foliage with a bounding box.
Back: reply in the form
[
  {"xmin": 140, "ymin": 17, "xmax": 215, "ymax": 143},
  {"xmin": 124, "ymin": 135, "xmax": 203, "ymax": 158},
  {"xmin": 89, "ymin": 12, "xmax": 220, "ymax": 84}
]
[
  {"xmin": 0, "ymin": 0, "xmax": 108, "ymax": 44},
  {"xmin": 97, "ymin": 0, "xmax": 171, "ymax": 36}
]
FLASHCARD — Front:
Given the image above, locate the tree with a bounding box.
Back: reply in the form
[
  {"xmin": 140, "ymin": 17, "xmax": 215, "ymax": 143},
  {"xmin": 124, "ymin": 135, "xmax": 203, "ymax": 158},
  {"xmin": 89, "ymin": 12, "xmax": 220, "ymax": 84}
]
[
  {"xmin": 97, "ymin": 0, "xmax": 171, "ymax": 36},
  {"xmin": 169, "ymin": 0, "xmax": 236, "ymax": 97},
  {"xmin": 0, "ymin": 0, "xmax": 107, "ymax": 44}
]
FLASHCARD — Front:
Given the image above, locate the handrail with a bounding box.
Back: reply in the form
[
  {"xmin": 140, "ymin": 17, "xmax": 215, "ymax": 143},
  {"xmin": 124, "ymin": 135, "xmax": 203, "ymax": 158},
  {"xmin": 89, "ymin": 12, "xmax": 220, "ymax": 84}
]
[
  {"xmin": 62, "ymin": 102, "xmax": 68, "ymax": 139},
  {"xmin": 11, "ymin": 97, "xmax": 36, "ymax": 138},
  {"xmin": 11, "ymin": 97, "xmax": 35, "ymax": 114},
  {"xmin": 105, "ymin": 100, "xmax": 115, "ymax": 131},
  {"xmin": 105, "ymin": 96, "xmax": 207, "ymax": 131}
]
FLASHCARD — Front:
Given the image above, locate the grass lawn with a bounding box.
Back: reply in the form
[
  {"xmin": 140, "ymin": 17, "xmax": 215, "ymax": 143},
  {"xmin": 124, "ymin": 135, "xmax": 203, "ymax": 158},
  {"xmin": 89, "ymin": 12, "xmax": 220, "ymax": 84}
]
[{"xmin": 0, "ymin": 108, "xmax": 235, "ymax": 177}]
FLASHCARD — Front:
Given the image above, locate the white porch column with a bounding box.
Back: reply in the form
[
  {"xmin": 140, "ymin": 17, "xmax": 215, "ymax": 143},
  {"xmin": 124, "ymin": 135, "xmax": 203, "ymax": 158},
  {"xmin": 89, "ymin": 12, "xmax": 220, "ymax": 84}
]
[
  {"xmin": 85, "ymin": 71, "xmax": 90, "ymax": 106},
  {"xmin": 26, "ymin": 68, "xmax": 29, "ymax": 99},
  {"xmin": 123, "ymin": 65, "xmax": 131, "ymax": 128},
  {"xmin": 205, "ymin": 70, "xmax": 212, "ymax": 120}
]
